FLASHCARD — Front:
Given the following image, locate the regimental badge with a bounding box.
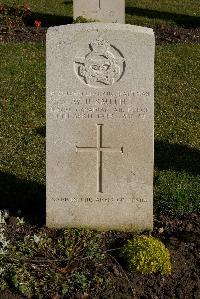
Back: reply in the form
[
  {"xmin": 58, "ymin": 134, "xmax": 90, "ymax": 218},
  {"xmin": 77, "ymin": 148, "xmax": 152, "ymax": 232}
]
[{"xmin": 74, "ymin": 38, "xmax": 125, "ymax": 88}]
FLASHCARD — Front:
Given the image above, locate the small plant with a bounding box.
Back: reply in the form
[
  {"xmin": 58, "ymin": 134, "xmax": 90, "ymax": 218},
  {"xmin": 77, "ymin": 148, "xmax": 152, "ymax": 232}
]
[
  {"xmin": 73, "ymin": 16, "xmax": 98, "ymax": 23},
  {"xmin": 0, "ymin": 222, "xmax": 107, "ymax": 298},
  {"xmin": 121, "ymin": 235, "xmax": 172, "ymax": 275}
]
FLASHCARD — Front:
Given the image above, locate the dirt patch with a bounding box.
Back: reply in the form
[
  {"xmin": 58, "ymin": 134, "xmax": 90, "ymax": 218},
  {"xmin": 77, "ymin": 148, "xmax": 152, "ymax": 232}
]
[
  {"xmin": 154, "ymin": 25, "xmax": 200, "ymax": 44},
  {"xmin": 0, "ymin": 26, "xmax": 46, "ymax": 44},
  {"xmin": 0, "ymin": 25, "xmax": 200, "ymax": 44}
]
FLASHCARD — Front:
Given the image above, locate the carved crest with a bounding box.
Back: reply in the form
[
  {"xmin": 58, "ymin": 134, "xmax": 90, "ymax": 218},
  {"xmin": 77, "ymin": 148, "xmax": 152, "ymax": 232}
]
[{"xmin": 74, "ymin": 38, "xmax": 125, "ymax": 88}]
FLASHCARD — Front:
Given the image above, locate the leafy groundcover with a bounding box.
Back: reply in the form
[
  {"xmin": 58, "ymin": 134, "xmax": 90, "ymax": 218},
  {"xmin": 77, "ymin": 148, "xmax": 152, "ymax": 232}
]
[{"xmin": 0, "ymin": 212, "xmax": 200, "ymax": 298}]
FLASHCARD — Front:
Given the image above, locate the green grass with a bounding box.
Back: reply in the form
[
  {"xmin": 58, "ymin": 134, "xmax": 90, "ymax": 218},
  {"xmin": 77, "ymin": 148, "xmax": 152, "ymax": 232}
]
[
  {"xmin": 0, "ymin": 0, "xmax": 199, "ymax": 27},
  {"xmin": 155, "ymin": 44, "xmax": 200, "ymax": 214},
  {"xmin": 0, "ymin": 42, "xmax": 199, "ymax": 217},
  {"xmin": 155, "ymin": 44, "xmax": 200, "ymax": 147},
  {"xmin": 0, "ymin": 0, "xmax": 73, "ymax": 17},
  {"xmin": 125, "ymin": 0, "xmax": 200, "ymax": 27},
  {"xmin": 0, "ymin": 43, "xmax": 46, "ymax": 223},
  {"xmin": 0, "ymin": 43, "xmax": 45, "ymax": 183}
]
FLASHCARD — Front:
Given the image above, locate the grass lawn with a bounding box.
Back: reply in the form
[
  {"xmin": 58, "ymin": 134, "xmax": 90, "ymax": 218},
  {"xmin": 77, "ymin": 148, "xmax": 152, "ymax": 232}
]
[
  {"xmin": 0, "ymin": 42, "xmax": 199, "ymax": 218},
  {"xmin": 126, "ymin": 0, "xmax": 200, "ymax": 27},
  {"xmin": 155, "ymin": 44, "xmax": 200, "ymax": 214},
  {"xmin": 0, "ymin": 43, "xmax": 45, "ymax": 183},
  {"xmin": 0, "ymin": 0, "xmax": 199, "ymax": 27}
]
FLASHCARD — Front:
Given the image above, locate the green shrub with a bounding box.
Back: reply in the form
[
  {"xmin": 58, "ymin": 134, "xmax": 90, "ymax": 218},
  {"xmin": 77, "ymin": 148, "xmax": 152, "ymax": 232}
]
[
  {"xmin": 73, "ymin": 16, "xmax": 98, "ymax": 23},
  {"xmin": 121, "ymin": 236, "xmax": 172, "ymax": 275}
]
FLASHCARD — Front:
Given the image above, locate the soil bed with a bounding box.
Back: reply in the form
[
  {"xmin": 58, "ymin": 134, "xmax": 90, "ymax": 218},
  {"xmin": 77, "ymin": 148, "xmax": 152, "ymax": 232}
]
[{"xmin": 0, "ymin": 25, "xmax": 200, "ymax": 44}]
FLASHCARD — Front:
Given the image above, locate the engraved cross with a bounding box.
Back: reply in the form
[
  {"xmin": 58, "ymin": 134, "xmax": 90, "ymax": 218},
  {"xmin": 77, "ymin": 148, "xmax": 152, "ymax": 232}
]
[{"xmin": 76, "ymin": 124, "xmax": 123, "ymax": 193}]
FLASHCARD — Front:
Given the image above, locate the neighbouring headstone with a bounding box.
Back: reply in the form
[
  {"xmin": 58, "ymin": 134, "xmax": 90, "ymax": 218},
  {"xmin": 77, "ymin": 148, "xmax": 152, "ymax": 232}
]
[
  {"xmin": 73, "ymin": 0, "xmax": 125, "ymax": 23},
  {"xmin": 46, "ymin": 23, "xmax": 155, "ymax": 231}
]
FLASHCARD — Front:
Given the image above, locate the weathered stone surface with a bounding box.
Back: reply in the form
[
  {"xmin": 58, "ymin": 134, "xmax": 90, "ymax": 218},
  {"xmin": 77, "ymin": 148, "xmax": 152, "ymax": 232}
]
[
  {"xmin": 73, "ymin": 0, "xmax": 125, "ymax": 23},
  {"xmin": 46, "ymin": 23, "xmax": 155, "ymax": 231}
]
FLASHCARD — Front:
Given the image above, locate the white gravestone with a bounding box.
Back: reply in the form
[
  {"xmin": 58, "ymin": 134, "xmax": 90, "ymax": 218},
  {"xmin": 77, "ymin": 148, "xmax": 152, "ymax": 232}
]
[
  {"xmin": 73, "ymin": 0, "xmax": 125, "ymax": 23},
  {"xmin": 46, "ymin": 23, "xmax": 155, "ymax": 231}
]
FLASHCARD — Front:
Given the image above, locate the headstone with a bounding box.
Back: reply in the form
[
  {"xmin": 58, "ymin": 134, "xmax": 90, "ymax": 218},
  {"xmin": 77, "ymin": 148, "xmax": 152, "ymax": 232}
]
[
  {"xmin": 46, "ymin": 23, "xmax": 155, "ymax": 231},
  {"xmin": 73, "ymin": 0, "xmax": 125, "ymax": 23}
]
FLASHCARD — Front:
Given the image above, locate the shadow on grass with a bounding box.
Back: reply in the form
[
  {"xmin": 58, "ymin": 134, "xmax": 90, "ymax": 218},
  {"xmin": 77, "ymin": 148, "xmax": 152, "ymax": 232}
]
[
  {"xmin": 126, "ymin": 6, "xmax": 200, "ymax": 27},
  {"xmin": 63, "ymin": 0, "xmax": 73, "ymax": 4},
  {"xmin": 27, "ymin": 12, "xmax": 73, "ymax": 27},
  {"xmin": 34, "ymin": 126, "xmax": 46, "ymax": 138},
  {"xmin": 0, "ymin": 171, "xmax": 45, "ymax": 226},
  {"xmin": 155, "ymin": 140, "xmax": 200, "ymax": 176}
]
